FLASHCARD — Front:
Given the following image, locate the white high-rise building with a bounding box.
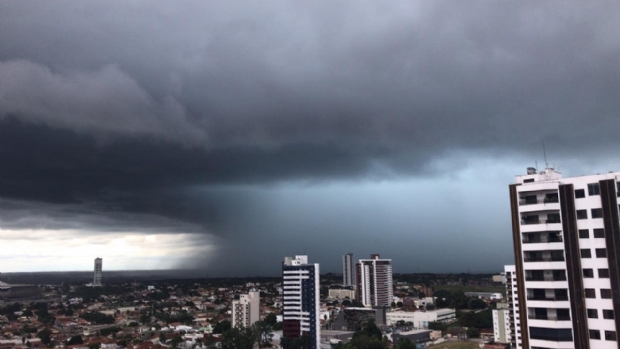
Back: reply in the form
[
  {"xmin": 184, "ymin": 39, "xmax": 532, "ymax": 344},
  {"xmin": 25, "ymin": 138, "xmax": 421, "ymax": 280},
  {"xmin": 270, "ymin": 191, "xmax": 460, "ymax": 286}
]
[
  {"xmin": 494, "ymin": 265, "xmax": 521, "ymax": 347},
  {"xmin": 282, "ymin": 255, "xmax": 320, "ymax": 349},
  {"xmin": 355, "ymin": 254, "xmax": 393, "ymax": 307},
  {"xmin": 93, "ymin": 258, "xmax": 102, "ymax": 286},
  {"xmin": 342, "ymin": 253, "xmax": 355, "ymax": 286},
  {"xmin": 232, "ymin": 291, "xmax": 260, "ymax": 328},
  {"xmin": 510, "ymin": 167, "xmax": 620, "ymax": 348}
]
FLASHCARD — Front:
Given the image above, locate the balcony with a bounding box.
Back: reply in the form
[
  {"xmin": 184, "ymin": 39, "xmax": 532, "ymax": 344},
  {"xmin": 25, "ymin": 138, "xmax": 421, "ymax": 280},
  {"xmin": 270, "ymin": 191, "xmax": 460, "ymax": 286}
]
[
  {"xmin": 525, "ymin": 276, "xmax": 567, "ymax": 282},
  {"xmin": 522, "ymin": 236, "xmax": 563, "ymax": 243},
  {"xmin": 528, "ymin": 314, "xmax": 571, "ymax": 321},
  {"xmin": 519, "ymin": 197, "xmax": 559, "ymax": 206},
  {"xmin": 527, "ymin": 295, "xmax": 569, "ymax": 301},
  {"xmin": 524, "ymin": 256, "xmax": 565, "ymax": 262},
  {"xmin": 521, "ymin": 218, "xmax": 562, "ymax": 225}
]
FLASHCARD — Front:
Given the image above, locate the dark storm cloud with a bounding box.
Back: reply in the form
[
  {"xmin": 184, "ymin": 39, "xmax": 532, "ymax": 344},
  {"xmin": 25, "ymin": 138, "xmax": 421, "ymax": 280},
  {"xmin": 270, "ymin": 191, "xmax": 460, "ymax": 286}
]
[{"xmin": 1, "ymin": 1, "xmax": 620, "ymax": 273}]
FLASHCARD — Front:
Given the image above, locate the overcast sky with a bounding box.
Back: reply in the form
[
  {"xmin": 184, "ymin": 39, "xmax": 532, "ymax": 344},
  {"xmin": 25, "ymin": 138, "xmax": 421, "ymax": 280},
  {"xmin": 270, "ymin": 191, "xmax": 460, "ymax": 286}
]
[{"xmin": 1, "ymin": 1, "xmax": 620, "ymax": 276}]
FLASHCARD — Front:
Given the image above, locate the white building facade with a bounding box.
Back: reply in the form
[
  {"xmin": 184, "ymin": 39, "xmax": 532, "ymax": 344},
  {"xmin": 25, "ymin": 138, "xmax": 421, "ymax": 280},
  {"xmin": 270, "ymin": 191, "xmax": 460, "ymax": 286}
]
[
  {"xmin": 510, "ymin": 168, "xmax": 620, "ymax": 348},
  {"xmin": 493, "ymin": 303, "xmax": 512, "ymax": 344},
  {"xmin": 282, "ymin": 255, "xmax": 320, "ymax": 349},
  {"xmin": 504, "ymin": 265, "xmax": 522, "ymax": 348},
  {"xmin": 232, "ymin": 291, "xmax": 260, "ymax": 328},
  {"xmin": 355, "ymin": 254, "xmax": 393, "ymax": 307},
  {"xmin": 386, "ymin": 309, "xmax": 456, "ymax": 328}
]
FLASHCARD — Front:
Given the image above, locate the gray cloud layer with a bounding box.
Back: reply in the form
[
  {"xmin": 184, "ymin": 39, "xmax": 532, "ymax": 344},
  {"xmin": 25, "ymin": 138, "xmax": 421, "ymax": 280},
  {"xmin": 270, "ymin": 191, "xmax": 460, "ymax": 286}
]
[{"xmin": 1, "ymin": 1, "xmax": 619, "ymax": 274}]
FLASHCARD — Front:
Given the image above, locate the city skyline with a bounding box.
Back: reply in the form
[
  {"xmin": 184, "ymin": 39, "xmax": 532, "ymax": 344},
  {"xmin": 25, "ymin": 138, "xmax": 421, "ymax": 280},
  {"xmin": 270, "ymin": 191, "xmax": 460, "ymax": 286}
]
[{"xmin": 1, "ymin": 1, "xmax": 620, "ymax": 275}]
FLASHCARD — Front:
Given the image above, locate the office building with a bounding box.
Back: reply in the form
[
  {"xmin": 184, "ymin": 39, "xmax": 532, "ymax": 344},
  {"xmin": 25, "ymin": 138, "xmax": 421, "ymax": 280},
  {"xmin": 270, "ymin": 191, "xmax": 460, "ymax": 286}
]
[
  {"xmin": 509, "ymin": 167, "xmax": 620, "ymax": 348},
  {"xmin": 282, "ymin": 255, "xmax": 320, "ymax": 349},
  {"xmin": 386, "ymin": 308, "xmax": 456, "ymax": 328},
  {"xmin": 355, "ymin": 254, "xmax": 393, "ymax": 307},
  {"xmin": 93, "ymin": 258, "xmax": 102, "ymax": 286},
  {"xmin": 342, "ymin": 253, "xmax": 355, "ymax": 286},
  {"xmin": 232, "ymin": 291, "xmax": 260, "ymax": 328}
]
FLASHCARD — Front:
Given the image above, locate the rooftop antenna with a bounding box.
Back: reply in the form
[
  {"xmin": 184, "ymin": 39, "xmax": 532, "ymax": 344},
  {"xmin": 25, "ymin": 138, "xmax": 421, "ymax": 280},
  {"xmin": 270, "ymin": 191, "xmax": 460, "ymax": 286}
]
[{"xmin": 543, "ymin": 142, "xmax": 549, "ymax": 169}]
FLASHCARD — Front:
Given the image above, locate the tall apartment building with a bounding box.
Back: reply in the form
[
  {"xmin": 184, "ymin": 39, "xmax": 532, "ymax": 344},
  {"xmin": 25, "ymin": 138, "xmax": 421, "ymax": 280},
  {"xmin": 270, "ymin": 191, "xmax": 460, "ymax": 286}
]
[
  {"xmin": 509, "ymin": 167, "xmax": 620, "ymax": 348},
  {"xmin": 494, "ymin": 265, "xmax": 522, "ymax": 347},
  {"xmin": 493, "ymin": 302, "xmax": 512, "ymax": 344},
  {"xmin": 342, "ymin": 253, "xmax": 355, "ymax": 286},
  {"xmin": 232, "ymin": 291, "xmax": 260, "ymax": 328},
  {"xmin": 93, "ymin": 258, "xmax": 102, "ymax": 286},
  {"xmin": 504, "ymin": 265, "xmax": 522, "ymax": 348},
  {"xmin": 282, "ymin": 255, "xmax": 320, "ymax": 349},
  {"xmin": 355, "ymin": 254, "xmax": 393, "ymax": 307}
]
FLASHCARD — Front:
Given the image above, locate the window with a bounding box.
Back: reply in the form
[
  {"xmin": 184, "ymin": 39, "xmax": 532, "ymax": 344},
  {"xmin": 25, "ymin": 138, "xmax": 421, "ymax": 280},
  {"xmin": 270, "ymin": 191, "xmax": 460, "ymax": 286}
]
[
  {"xmin": 599, "ymin": 269, "xmax": 610, "ymax": 278},
  {"xmin": 596, "ymin": 248, "xmax": 607, "ymax": 258},
  {"xmin": 590, "ymin": 330, "xmax": 601, "ymax": 340},
  {"xmin": 589, "ymin": 183, "xmax": 600, "ymax": 196},
  {"xmin": 583, "ymin": 269, "xmax": 594, "ymax": 278},
  {"xmin": 577, "ymin": 210, "xmax": 588, "ymax": 219},
  {"xmin": 524, "ymin": 178, "xmax": 535, "ymax": 183},
  {"xmin": 581, "ymin": 249, "xmax": 592, "ymax": 258},
  {"xmin": 592, "ymin": 208, "xmax": 603, "ymax": 218},
  {"xmin": 588, "ymin": 309, "xmax": 599, "ymax": 318},
  {"xmin": 530, "ymin": 327, "xmax": 573, "ymax": 342},
  {"xmin": 594, "ymin": 229, "xmax": 605, "ymax": 238},
  {"xmin": 603, "ymin": 310, "xmax": 614, "ymax": 319},
  {"xmin": 579, "ymin": 229, "xmax": 589, "ymax": 238},
  {"xmin": 575, "ymin": 189, "xmax": 585, "ymax": 198},
  {"xmin": 606, "ymin": 331, "xmax": 617, "ymax": 341},
  {"xmin": 585, "ymin": 289, "xmax": 596, "ymax": 298},
  {"xmin": 547, "ymin": 213, "xmax": 560, "ymax": 223},
  {"xmin": 601, "ymin": 289, "xmax": 612, "ymax": 299}
]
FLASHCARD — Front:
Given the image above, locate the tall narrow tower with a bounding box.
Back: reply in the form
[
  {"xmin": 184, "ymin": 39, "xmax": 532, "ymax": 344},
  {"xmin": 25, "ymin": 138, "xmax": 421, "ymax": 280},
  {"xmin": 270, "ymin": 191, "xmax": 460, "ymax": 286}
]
[
  {"xmin": 342, "ymin": 253, "xmax": 355, "ymax": 286},
  {"xmin": 93, "ymin": 258, "xmax": 102, "ymax": 286},
  {"xmin": 282, "ymin": 255, "xmax": 320, "ymax": 349}
]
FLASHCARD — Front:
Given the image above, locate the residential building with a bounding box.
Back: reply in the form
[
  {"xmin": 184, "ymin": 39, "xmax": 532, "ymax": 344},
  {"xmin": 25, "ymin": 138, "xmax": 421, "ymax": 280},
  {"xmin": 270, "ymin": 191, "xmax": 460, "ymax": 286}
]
[
  {"xmin": 282, "ymin": 255, "xmax": 320, "ymax": 349},
  {"xmin": 93, "ymin": 257, "xmax": 102, "ymax": 286},
  {"xmin": 509, "ymin": 167, "xmax": 620, "ymax": 348},
  {"xmin": 504, "ymin": 265, "xmax": 521, "ymax": 348},
  {"xmin": 355, "ymin": 254, "xmax": 393, "ymax": 307},
  {"xmin": 232, "ymin": 291, "xmax": 260, "ymax": 328},
  {"xmin": 386, "ymin": 308, "xmax": 456, "ymax": 328},
  {"xmin": 342, "ymin": 253, "xmax": 355, "ymax": 286},
  {"xmin": 493, "ymin": 302, "xmax": 511, "ymax": 344}
]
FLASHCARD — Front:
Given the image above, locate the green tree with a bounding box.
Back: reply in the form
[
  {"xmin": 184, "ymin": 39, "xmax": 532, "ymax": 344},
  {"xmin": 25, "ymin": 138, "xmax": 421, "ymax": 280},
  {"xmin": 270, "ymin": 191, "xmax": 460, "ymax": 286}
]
[
  {"xmin": 159, "ymin": 332, "xmax": 166, "ymax": 344},
  {"xmin": 170, "ymin": 335, "xmax": 183, "ymax": 349},
  {"xmin": 253, "ymin": 321, "xmax": 274, "ymax": 348},
  {"xmin": 467, "ymin": 327, "xmax": 480, "ymax": 338},
  {"xmin": 213, "ymin": 320, "xmax": 231, "ymax": 334},
  {"xmin": 220, "ymin": 327, "xmax": 256, "ymax": 349},
  {"xmin": 36, "ymin": 329, "xmax": 51, "ymax": 345},
  {"xmin": 468, "ymin": 298, "xmax": 487, "ymax": 310},
  {"xmin": 395, "ymin": 338, "xmax": 416, "ymax": 349},
  {"xmin": 264, "ymin": 313, "xmax": 277, "ymax": 326}
]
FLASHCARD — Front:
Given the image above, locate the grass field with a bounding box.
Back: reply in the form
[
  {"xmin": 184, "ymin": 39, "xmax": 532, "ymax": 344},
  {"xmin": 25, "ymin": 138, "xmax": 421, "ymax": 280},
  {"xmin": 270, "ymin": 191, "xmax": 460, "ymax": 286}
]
[{"xmin": 426, "ymin": 341, "xmax": 480, "ymax": 349}]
